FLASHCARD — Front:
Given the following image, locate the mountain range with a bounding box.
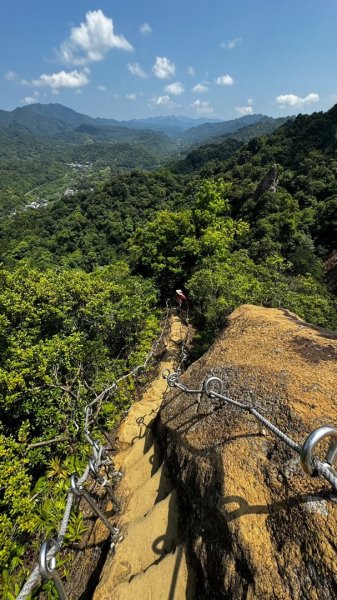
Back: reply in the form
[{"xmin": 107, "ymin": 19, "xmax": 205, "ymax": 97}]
[{"xmin": 0, "ymin": 103, "xmax": 286, "ymax": 143}]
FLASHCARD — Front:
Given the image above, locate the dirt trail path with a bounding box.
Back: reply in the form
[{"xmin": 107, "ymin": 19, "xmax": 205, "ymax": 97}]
[{"xmin": 93, "ymin": 315, "xmax": 195, "ymax": 600}]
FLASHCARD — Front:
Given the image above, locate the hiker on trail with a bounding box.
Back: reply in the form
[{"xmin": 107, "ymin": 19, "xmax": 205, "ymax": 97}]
[{"xmin": 176, "ymin": 289, "xmax": 187, "ymax": 313}]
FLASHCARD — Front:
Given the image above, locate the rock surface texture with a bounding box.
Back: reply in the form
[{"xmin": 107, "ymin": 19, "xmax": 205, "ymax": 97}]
[
  {"xmin": 157, "ymin": 305, "xmax": 337, "ymax": 599},
  {"xmin": 253, "ymin": 165, "xmax": 279, "ymax": 200},
  {"xmin": 94, "ymin": 315, "xmax": 195, "ymax": 599},
  {"xmin": 325, "ymin": 249, "xmax": 337, "ymax": 292}
]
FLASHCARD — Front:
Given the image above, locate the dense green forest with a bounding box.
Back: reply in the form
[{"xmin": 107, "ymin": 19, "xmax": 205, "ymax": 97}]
[
  {"xmin": 1, "ymin": 104, "xmax": 337, "ymax": 597},
  {"xmin": 0, "ymin": 130, "xmax": 177, "ymax": 216},
  {"xmin": 0, "ymin": 264, "xmax": 159, "ymax": 597},
  {"xmin": 0, "ymin": 104, "xmax": 286, "ymax": 216}
]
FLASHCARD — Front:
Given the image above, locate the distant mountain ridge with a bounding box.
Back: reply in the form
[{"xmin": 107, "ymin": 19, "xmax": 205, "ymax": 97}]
[
  {"xmin": 0, "ymin": 104, "xmax": 220, "ymax": 138},
  {"xmin": 0, "ymin": 103, "xmax": 282, "ymax": 141},
  {"xmin": 118, "ymin": 115, "xmax": 221, "ymax": 136},
  {"xmin": 182, "ymin": 114, "xmax": 277, "ymax": 143},
  {"xmin": 172, "ymin": 117, "xmax": 291, "ymax": 173},
  {"xmin": 0, "ymin": 104, "xmax": 126, "ymax": 137}
]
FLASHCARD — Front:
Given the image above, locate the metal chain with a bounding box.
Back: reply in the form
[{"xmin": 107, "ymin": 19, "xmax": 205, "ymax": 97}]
[
  {"xmin": 17, "ymin": 462, "xmax": 91, "ymax": 600},
  {"xmin": 163, "ymin": 370, "xmax": 337, "ymax": 492},
  {"xmin": 16, "ymin": 304, "xmax": 171, "ymax": 600}
]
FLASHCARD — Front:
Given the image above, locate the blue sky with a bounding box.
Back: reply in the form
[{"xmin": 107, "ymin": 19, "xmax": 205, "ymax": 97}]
[{"xmin": 1, "ymin": 0, "xmax": 337, "ymax": 120}]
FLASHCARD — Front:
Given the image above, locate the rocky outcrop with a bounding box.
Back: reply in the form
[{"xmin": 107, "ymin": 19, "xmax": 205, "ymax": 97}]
[
  {"xmin": 157, "ymin": 305, "xmax": 337, "ymax": 599},
  {"xmin": 253, "ymin": 165, "xmax": 278, "ymax": 200},
  {"xmin": 325, "ymin": 250, "xmax": 337, "ymax": 292}
]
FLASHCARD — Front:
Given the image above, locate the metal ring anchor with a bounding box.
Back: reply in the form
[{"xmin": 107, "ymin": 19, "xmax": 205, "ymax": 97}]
[
  {"xmin": 70, "ymin": 472, "xmax": 85, "ymax": 497},
  {"xmin": 204, "ymin": 376, "xmax": 224, "ymax": 397},
  {"xmin": 300, "ymin": 426, "xmax": 337, "ymax": 476},
  {"xmin": 70, "ymin": 473, "xmax": 119, "ymax": 536},
  {"xmin": 39, "ymin": 539, "xmax": 68, "ymax": 600},
  {"xmin": 167, "ymin": 372, "xmax": 180, "ymax": 387}
]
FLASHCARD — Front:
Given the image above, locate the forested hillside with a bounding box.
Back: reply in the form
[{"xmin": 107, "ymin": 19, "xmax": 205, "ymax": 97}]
[
  {"xmin": 0, "ymin": 104, "xmax": 287, "ymax": 217},
  {"xmin": 219, "ymin": 105, "xmax": 337, "ymax": 259},
  {"xmin": 1, "ymin": 104, "xmax": 337, "ymax": 597},
  {"xmin": 0, "ymin": 104, "xmax": 180, "ymax": 216},
  {"xmin": 2, "ymin": 105, "xmax": 337, "ymax": 283}
]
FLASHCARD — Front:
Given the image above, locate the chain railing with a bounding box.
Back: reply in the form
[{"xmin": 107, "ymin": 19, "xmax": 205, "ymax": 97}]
[
  {"xmin": 16, "ymin": 303, "xmax": 171, "ymax": 600},
  {"xmin": 162, "ymin": 369, "xmax": 337, "ymax": 492}
]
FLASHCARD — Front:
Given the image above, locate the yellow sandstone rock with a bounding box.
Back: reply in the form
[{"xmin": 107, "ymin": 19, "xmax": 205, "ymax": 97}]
[{"xmin": 158, "ymin": 305, "xmax": 337, "ymax": 599}]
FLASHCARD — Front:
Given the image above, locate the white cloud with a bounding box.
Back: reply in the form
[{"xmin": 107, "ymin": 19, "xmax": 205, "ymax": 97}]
[
  {"xmin": 235, "ymin": 105, "xmax": 253, "ymax": 116},
  {"xmin": 215, "ymin": 74, "xmax": 234, "ymax": 86},
  {"xmin": 164, "ymin": 81, "xmax": 184, "ymax": 95},
  {"xmin": 59, "ymin": 9, "xmax": 132, "ymax": 66},
  {"xmin": 140, "ymin": 22, "xmax": 152, "ymax": 35},
  {"xmin": 5, "ymin": 70, "xmax": 18, "ymax": 81},
  {"xmin": 31, "ymin": 69, "xmax": 90, "ymax": 89},
  {"xmin": 97, "ymin": 85, "xmax": 106, "ymax": 92},
  {"xmin": 75, "ymin": 89, "xmax": 83, "ymax": 95},
  {"xmin": 192, "ymin": 82, "xmax": 208, "ymax": 93},
  {"xmin": 187, "ymin": 66, "xmax": 196, "ymax": 77},
  {"xmin": 128, "ymin": 62, "xmax": 147, "ymax": 78},
  {"xmin": 221, "ymin": 37, "xmax": 241, "ymax": 49},
  {"xmin": 228, "ymin": 38, "xmax": 241, "ymax": 49},
  {"xmin": 22, "ymin": 96, "xmax": 36, "ymax": 104},
  {"xmin": 126, "ymin": 93, "xmax": 137, "ymax": 100},
  {"xmin": 235, "ymin": 98, "xmax": 254, "ymax": 116},
  {"xmin": 276, "ymin": 93, "xmax": 319, "ymax": 108},
  {"xmin": 150, "ymin": 95, "xmax": 172, "ymax": 107},
  {"xmin": 191, "ymin": 99, "xmax": 214, "ymax": 116},
  {"xmin": 152, "ymin": 56, "xmax": 175, "ymax": 79}
]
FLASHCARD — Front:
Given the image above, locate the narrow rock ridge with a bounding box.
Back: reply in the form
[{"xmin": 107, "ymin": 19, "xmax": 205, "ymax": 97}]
[{"xmin": 94, "ymin": 315, "xmax": 196, "ymax": 600}]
